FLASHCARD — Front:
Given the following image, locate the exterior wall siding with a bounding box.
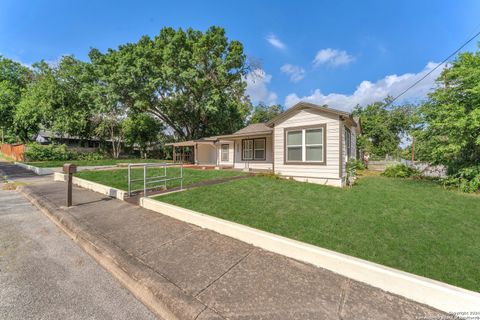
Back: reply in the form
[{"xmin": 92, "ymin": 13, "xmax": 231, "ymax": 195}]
[
  {"xmin": 232, "ymin": 135, "xmax": 273, "ymax": 170},
  {"xmin": 197, "ymin": 144, "xmax": 217, "ymax": 165},
  {"xmin": 273, "ymin": 109, "xmax": 341, "ymax": 184}
]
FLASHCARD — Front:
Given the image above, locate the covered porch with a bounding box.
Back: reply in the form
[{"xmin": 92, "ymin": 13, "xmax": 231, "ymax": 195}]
[{"xmin": 166, "ymin": 139, "xmax": 219, "ymax": 165}]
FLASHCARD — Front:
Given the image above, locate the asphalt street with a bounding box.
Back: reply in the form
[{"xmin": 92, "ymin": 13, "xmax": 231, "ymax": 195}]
[{"xmin": 0, "ymin": 188, "xmax": 157, "ymax": 320}]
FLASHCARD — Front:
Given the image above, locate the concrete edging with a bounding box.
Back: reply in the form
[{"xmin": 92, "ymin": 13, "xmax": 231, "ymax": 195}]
[
  {"xmin": 17, "ymin": 186, "xmax": 212, "ymax": 320},
  {"xmin": 54, "ymin": 173, "xmax": 126, "ymax": 200},
  {"xmin": 15, "ymin": 162, "xmax": 54, "ymax": 175},
  {"xmin": 140, "ymin": 197, "xmax": 480, "ymax": 313}
]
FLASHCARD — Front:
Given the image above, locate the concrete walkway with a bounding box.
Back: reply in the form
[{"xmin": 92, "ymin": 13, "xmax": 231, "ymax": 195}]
[{"xmin": 1, "ymin": 162, "xmax": 445, "ymax": 319}]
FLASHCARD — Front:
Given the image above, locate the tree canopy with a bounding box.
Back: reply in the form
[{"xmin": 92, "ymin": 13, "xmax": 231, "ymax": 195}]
[
  {"xmin": 89, "ymin": 26, "xmax": 251, "ymax": 141},
  {"xmin": 416, "ymin": 50, "xmax": 480, "ymax": 172},
  {"xmin": 0, "ymin": 56, "xmax": 32, "ymax": 142},
  {"xmin": 248, "ymin": 103, "xmax": 284, "ymax": 124},
  {"xmin": 353, "ymin": 99, "xmax": 414, "ymax": 157}
]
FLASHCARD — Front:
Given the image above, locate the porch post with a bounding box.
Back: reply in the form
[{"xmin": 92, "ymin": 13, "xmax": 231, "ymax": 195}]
[
  {"xmin": 173, "ymin": 146, "xmax": 176, "ymax": 163},
  {"xmin": 216, "ymin": 142, "xmax": 219, "ymax": 167},
  {"xmin": 194, "ymin": 144, "xmax": 198, "ymax": 165}
]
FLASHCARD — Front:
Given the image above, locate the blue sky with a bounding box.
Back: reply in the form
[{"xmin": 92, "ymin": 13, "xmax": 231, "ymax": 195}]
[{"xmin": 1, "ymin": 0, "xmax": 479, "ymax": 111}]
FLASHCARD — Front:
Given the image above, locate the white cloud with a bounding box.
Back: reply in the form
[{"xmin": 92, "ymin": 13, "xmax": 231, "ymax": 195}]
[
  {"xmin": 266, "ymin": 34, "xmax": 286, "ymax": 50},
  {"xmin": 285, "ymin": 62, "xmax": 443, "ymax": 111},
  {"xmin": 313, "ymin": 48, "xmax": 355, "ymax": 67},
  {"xmin": 245, "ymin": 68, "xmax": 278, "ymax": 105},
  {"xmin": 280, "ymin": 64, "xmax": 306, "ymax": 83}
]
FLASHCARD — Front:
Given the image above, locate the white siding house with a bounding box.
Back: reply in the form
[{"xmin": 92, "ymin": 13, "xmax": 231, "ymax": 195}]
[{"xmin": 167, "ymin": 102, "xmax": 361, "ymax": 187}]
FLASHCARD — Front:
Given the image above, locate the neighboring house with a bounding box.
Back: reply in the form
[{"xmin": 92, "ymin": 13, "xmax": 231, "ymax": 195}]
[
  {"xmin": 167, "ymin": 102, "xmax": 361, "ymax": 187},
  {"xmin": 35, "ymin": 130, "xmax": 102, "ymax": 149}
]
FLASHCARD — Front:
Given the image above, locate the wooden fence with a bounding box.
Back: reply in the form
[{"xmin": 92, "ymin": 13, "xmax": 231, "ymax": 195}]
[{"xmin": 0, "ymin": 143, "xmax": 26, "ymax": 161}]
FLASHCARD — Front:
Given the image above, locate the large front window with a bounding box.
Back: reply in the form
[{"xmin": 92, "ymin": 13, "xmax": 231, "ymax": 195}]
[
  {"xmin": 242, "ymin": 138, "xmax": 266, "ymax": 161},
  {"xmin": 286, "ymin": 126, "xmax": 325, "ymax": 164}
]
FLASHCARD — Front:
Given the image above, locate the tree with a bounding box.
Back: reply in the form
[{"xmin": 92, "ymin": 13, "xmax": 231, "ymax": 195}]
[
  {"xmin": 123, "ymin": 114, "xmax": 164, "ymax": 158},
  {"xmin": 417, "ymin": 49, "xmax": 480, "ymax": 173},
  {"xmin": 90, "ymin": 26, "xmax": 251, "ymax": 141},
  {"xmin": 13, "ymin": 61, "xmax": 56, "ymax": 142},
  {"xmin": 13, "ymin": 57, "xmax": 95, "ymax": 143},
  {"xmin": 248, "ymin": 103, "xmax": 283, "ymax": 124},
  {"xmin": 353, "ymin": 99, "xmax": 414, "ymax": 157},
  {"xmin": 89, "ymin": 49, "xmax": 131, "ymax": 158},
  {"xmin": 0, "ymin": 56, "xmax": 32, "ymax": 142},
  {"xmin": 50, "ymin": 56, "xmax": 96, "ymax": 139}
]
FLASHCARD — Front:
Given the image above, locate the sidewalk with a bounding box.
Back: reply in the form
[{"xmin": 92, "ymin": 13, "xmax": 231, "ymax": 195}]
[{"xmin": 4, "ymin": 163, "xmax": 444, "ymax": 319}]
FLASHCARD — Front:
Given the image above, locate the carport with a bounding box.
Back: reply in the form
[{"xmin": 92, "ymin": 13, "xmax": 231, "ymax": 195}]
[{"xmin": 166, "ymin": 138, "xmax": 218, "ymax": 165}]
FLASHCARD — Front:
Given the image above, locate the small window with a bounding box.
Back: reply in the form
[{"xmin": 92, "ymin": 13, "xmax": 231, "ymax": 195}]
[
  {"xmin": 305, "ymin": 128, "xmax": 323, "ymax": 162},
  {"xmin": 242, "ymin": 138, "xmax": 266, "ymax": 161},
  {"xmin": 242, "ymin": 140, "xmax": 253, "ymax": 160},
  {"xmin": 286, "ymin": 131, "xmax": 302, "ymax": 161},
  {"xmin": 221, "ymin": 144, "xmax": 229, "ymax": 161},
  {"xmin": 345, "ymin": 128, "xmax": 352, "ymax": 160},
  {"xmin": 254, "ymin": 139, "xmax": 265, "ymax": 160}
]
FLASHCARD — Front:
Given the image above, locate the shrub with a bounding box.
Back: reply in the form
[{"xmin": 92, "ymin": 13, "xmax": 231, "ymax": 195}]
[
  {"xmin": 347, "ymin": 159, "xmax": 365, "ymax": 171},
  {"xmin": 442, "ymin": 166, "xmax": 480, "ymax": 193},
  {"xmin": 382, "ymin": 164, "xmax": 420, "ymax": 178},
  {"xmin": 345, "ymin": 159, "xmax": 365, "ymax": 186},
  {"xmin": 25, "ymin": 143, "xmax": 76, "ymax": 161},
  {"xmin": 77, "ymin": 152, "xmax": 105, "ymax": 161},
  {"xmin": 256, "ymin": 172, "xmax": 281, "ymax": 179}
]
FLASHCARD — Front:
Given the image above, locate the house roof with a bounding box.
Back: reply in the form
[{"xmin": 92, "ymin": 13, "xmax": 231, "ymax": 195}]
[
  {"xmin": 233, "ymin": 123, "xmax": 272, "ymax": 135},
  {"xmin": 266, "ymin": 102, "xmax": 357, "ymax": 127},
  {"xmin": 167, "ymin": 102, "xmax": 360, "ymax": 146},
  {"xmin": 214, "ymin": 123, "xmax": 273, "ymax": 139},
  {"xmin": 165, "ymin": 137, "xmax": 216, "ymax": 147}
]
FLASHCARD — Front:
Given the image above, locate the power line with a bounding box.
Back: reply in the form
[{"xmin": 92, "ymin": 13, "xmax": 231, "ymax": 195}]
[{"xmin": 386, "ymin": 28, "xmax": 480, "ymax": 107}]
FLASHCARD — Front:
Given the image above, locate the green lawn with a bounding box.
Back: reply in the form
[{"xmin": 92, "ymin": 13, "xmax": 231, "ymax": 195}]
[
  {"xmin": 75, "ymin": 167, "xmax": 246, "ymax": 191},
  {"xmin": 156, "ymin": 175, "xmax": 480, "ymax": 292},
  {"xmin": 25, "ymin": 158, "xmax": 170, "ymax": 168}
]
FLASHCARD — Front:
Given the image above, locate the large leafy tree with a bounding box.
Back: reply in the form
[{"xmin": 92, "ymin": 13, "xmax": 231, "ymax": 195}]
[
  {"xmin": 248, "ymin": 103, "xmax": 284, "ymax": 124},
  {"xmin": 13, "ymin": 57, "xmax": 95, "ymax": 142},
  {"xmin": 417, "ymin": 49, "xmax": 480, "ymax": 172},
  {"xmin": 13, "ymin": 61, "xmax": 56, "ymax": 142},
  {"xmin": 0, "ymin": 56, "xmax": 32, "ymax": 142},
  {"xmin": 90, "ymin": 26, "xmax": 251, "ymax": 140},
  {"xmin": 353, "ymin": 99, "xmax": 414, "ymax": 157},
  {"xmin": 123, "ymin": 113, "xmax": 165, "ymax": 158},
  {"xmin": 89, "ymin": 48, "xmax": 131, "ymax": 158}
]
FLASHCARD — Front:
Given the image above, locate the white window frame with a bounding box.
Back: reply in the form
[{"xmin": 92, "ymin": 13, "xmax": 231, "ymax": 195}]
[
  {"xmin": 242, "ymin": 138, "xmax": 266, "ymax": 161},
  {"xmin": 285, "ymin": 125, "xmax": 326, "ymax": 164},
  {"xmin": 242, "ymin": 139, "xmax": 253, "ymax": 160}
]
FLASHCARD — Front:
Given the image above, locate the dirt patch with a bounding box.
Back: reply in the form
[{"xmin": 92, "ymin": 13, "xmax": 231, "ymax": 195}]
[{"xmin": 2, "ymin": 182, "xmax": 28, "ymax": 190}]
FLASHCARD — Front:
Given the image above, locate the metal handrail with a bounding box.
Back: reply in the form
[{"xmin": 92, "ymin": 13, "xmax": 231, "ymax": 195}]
[{"xmin": 127, "ymin": 162, "xmax": 184, "ymax": 196}]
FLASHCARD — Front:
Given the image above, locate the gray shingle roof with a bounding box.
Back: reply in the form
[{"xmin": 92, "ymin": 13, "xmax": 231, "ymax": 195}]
[{"xmin": 233, "ymin": 123, "xmax": 272, "ymax": 135}]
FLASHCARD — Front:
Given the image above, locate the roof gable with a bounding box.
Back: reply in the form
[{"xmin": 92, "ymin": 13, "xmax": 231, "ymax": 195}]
[{"xmin": 266, "ymin": 102, "xmax": 355, "ymax": 127}]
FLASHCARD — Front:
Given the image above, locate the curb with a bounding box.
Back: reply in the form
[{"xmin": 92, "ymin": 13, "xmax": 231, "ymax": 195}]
[
  {"xmin": 18, "ymin": 186, "xmax": 213, "ymax": 320},
  {"xmin": 15, "ymin": 162, "xmax": 54, "ymax": 175},
  {"xmin": 140, "ymin": 197, "xmax": 480, "ymax": 313},
  {"xmin": 54, "ymin": 173, "xmax": 126, "ymax": 200}
]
